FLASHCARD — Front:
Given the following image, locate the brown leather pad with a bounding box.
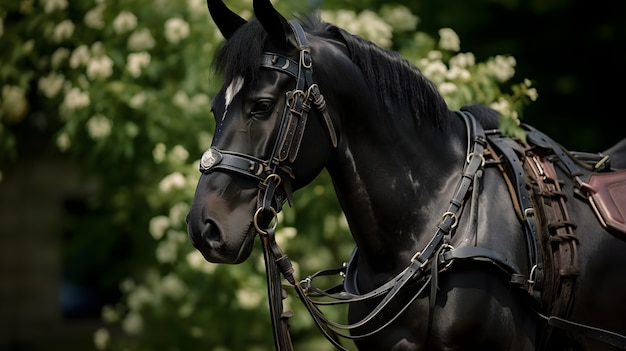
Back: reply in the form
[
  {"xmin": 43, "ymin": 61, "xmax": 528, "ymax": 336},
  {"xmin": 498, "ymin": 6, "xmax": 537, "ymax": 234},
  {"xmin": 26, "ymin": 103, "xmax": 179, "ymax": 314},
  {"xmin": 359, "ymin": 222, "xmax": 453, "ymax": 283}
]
[{"xmin": 581, "ymin": 169, "xmax": 626, "ymax": 235}]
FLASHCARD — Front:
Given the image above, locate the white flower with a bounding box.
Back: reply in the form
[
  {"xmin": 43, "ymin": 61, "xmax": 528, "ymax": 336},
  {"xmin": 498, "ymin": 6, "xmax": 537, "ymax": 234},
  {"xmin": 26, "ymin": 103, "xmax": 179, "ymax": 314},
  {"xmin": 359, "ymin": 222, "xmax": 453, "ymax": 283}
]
[
  {"xmin": 121, "ymin": 312, "xmax": 144, "ymax": 335},
  {"xmin": 149, "ymin": 215, "xmax": 170, "ymax": 240},
  {"xmin": 488, "ymin": 55, "xmax": 516, "ymax": 82},
  {"xmin": 126, "ymin": 52, "xmax": 151, "ymax": 78},
  {"xmin": 93, "ymin": 328, "xmax": 110, "ymax": 350},
  {"xmin": 52, "ymin": 20, "xmax": 74, "ymax": 43},
  {"xmin": 161, "ymin": 274, "xmax": 187, "ymax": 299},
  {"xmin": 446, "ymin": 66, "xmax": 471, "ymax": 82},
  {"xmin": 189, "ymin": 93, "xmax": 210, "ymax": 113},
  {"xmin": 169, "ymin": 145, "xmax": 189, "ymax": 164},
  {"xmin": 56, "ymin": 132, "xmax": 71, "ymax": 151},
  {"xmin": 86, "ymin": 114, "xmax": 112, "ymax": 139},
  {"xmin": 62, "ymin": 87, "xmax": 90, "ymax": 110},
  {"xmin": 38, "ymin": 73, "xmax": 65, "ymax": 98},
  {"xmin": 1, "ymin": 85, "xmax": 28, "ymax": 123},
  {"xmin": 41, "ymin": 0, "xmax": 68, "ymax": 14},
  {"xmin": 86, "ymin": 56, "xmax": 114, "ymax": 80},
  {"xmin": 51, "ymin": 48, "xmax": 70, "ymax": 68},
  {"xmin": 164, "ymin": 18, "xmax": 190, "ymax": 44},
  {"xmin": 152, "ymin": 143, "xmax": 166, "ymax": 163},
  {"xmin": 173, "ymin": 90, "xmax": 189, "ymax": 108},
  {"xmin": 489, "ymin": 97, "xmax": 515, "ymax": 117},
  {"xmin": 438, "ymin": 28, "xmax": 460, "ymax": 52},
  {"xmin": 438, "ymin": 82, "xmax": 458, "ymax": 95},
  {"xmin": 129, "ymin": 93, "xmax": 147, "ymax": 109},
  {"xmin": 449, "ymin": 52, "xmax": 475, "ymax": 68},
  {"xmin": 113, "ymin": 11, "xmax": 138, "ymax": 34},
  {"xmin": 422, "ymin": 60, "xmax": 448, "ymax": 85},
  {"xmin": 381, "ymin": 5, "xmax": 418, "ymax": 32},
  {"xmin": 354, "ymin": 10, "xmax": 392, "ymax": 48},
  {"xmin": 169, "ymin": 202, "xmax": 189, "ymax": 225},
  {"xmin": 159, "ymin": 172, "xmax": 186, "ymax": 193},
  {"xmin": 84, "ymin": 4, "xmax": 106, "ymax": 29},
  {"xmin": 526, "ymin": 87, "xmax": 539, "ymax": 101},
  {"xmin": 127, "ymin": 28, "xmax": 156, "ymax": 51},
  {"xmin": 186, "ymin": 251, "xmax": 217, "ymax": 273},
  {"xmin": 69, "ymin": 45, "xmax": 90, "ymax": 68},
  {"xmin": 236, "ymin": 288, "xmax": 263, "ymax": 309},
  {"xmin": 127, "ymin": 286, "xmax": 152, "ymax": 310},
  {"xmin": 101, "ymin": 305, "xmax": 120, "ymax": 323},
  {"xmin": 156, "ymin": 240, "xmax": 177, "ymax": 263}
]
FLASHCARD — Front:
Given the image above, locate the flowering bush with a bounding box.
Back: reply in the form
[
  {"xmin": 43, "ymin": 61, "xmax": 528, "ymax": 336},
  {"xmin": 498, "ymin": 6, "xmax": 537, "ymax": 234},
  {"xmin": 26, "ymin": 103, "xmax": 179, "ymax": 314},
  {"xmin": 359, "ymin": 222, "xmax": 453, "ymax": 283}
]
[{"xmin": 0, "ymin": 1, "xmax": 536, "ymax": 350}]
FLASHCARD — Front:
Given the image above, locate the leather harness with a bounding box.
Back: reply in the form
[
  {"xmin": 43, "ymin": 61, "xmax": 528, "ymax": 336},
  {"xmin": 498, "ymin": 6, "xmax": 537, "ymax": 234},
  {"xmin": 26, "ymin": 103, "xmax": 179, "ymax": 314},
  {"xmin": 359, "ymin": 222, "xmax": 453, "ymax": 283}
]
[{"xmin": 197, "ymin": 21, "xmax": 626, "ymax": 350}]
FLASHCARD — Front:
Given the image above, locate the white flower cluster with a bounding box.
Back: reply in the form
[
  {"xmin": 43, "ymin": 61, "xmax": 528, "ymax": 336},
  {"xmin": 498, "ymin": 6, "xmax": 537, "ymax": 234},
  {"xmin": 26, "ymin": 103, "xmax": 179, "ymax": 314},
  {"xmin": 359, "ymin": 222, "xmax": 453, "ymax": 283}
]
[
  {"xmin": 159, "ymin": 172, "xmax": 187, "ymax": 193},
  {"xmin": 86, "ymin": 55, "xmax": 114, "ymax": 80},
  {"xmin": 488, "ymin": 55, "xmax": 517, "ymax": 82},
  {"xmin": 86, "ymin": 114, "xmax": 112, "ymax": 139},
  {"xmin": 42, "ymin": 0, "xmax": 68, "ymax": 14},
  {"xmin": 438, "ymin": 28, "xmax": 460, "ymax": 52},
  {"xmin": 52, "ymin": 19, "xmax": 74, "ymax": 43},
  {"xmin": 0, "ymin": 85, "xmax": 28, "ymax": 123},
  {"xmin": 381, "ymin": 5, "xmax": 419, "ymax": 33},
  {"xmin": 322, "ymin": 10, "xmax": 393, "ymax": 48},
  {"xmin": 128, "ymin": 28, "xmax": 156, "ymax": 51},
  {"xmin": 84, "ymin": 4, "xmax": 105, "ymax": 29},
  {"xmin": 113, "ymin": 11, "xmax": 138, "ymax": 34},
  {"xmin": 62, "ymin": 87, "xmax": 90, "ymax": 111},
  {"xmin": 126, "ymin": 51, "xmax": 151, "ymax": 78},
  {"xmin": 164, "ymin": 17, "xmax": 190, "ymax": 44}
]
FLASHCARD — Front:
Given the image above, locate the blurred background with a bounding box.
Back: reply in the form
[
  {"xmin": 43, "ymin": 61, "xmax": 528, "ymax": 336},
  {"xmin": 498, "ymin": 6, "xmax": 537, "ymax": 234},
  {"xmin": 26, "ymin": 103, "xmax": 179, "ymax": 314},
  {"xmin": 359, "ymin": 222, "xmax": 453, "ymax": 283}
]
[{"xmin": 0, "ymin": 0, "xmax": 623, "ymax": 350}]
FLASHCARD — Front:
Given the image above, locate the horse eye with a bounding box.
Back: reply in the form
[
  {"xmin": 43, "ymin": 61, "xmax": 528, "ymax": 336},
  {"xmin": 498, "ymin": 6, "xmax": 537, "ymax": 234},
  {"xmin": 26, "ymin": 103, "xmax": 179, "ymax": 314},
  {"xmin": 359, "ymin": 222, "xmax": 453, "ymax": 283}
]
[{"xmin": 251, "ymin": 99, "xmax": 275, "ymax": 118}]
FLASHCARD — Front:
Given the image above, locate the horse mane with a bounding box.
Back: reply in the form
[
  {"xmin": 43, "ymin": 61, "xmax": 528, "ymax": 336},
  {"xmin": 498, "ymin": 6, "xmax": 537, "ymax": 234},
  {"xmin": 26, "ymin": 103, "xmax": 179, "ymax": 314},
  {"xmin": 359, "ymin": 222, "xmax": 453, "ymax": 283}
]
[{"xmin": 212, "ymin": 14, "xmax": 450, "ymax": 130}]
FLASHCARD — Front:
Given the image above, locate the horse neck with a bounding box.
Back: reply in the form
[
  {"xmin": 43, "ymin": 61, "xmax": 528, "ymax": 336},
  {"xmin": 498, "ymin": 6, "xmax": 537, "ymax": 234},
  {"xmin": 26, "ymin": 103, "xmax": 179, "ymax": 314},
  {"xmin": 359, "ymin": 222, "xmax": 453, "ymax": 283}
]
[{"xmin": 327, "ymin": 109, "xmax": 469, "ymax": 277}]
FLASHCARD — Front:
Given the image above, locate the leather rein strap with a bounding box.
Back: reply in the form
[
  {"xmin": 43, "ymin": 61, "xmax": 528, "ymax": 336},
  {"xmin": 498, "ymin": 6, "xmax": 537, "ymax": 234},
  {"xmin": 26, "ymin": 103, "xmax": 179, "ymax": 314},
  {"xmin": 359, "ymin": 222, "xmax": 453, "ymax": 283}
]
[{"xmin": 255, "ymin": 110, "xmax": 491, "ymax": 350}]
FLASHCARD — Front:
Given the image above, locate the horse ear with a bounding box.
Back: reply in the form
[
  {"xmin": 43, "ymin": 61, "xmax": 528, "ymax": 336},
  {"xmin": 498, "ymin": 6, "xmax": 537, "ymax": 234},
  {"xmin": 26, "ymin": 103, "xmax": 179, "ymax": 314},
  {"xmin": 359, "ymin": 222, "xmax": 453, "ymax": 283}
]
[
  {"xmin": 207, "ymin": 0, "xmax": 247, "ymax": 40},
  {"xmin": 253, "ymin": 0, "xmax": 292, "ymax": 49}
]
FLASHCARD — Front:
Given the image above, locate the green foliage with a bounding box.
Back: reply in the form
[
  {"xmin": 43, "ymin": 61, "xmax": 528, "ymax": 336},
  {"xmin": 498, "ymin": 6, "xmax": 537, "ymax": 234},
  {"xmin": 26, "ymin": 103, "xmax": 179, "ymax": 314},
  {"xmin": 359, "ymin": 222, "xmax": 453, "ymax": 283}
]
[{"xmin": 0, "ymin": 1, "xmax": 537, "ymax": 350}]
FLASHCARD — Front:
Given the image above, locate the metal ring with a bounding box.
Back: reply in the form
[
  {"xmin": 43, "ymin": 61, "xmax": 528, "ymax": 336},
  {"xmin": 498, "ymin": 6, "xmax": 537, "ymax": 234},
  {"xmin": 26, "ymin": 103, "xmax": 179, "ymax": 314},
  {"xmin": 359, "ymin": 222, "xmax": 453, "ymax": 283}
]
[
  {"xmin": 262, "ymin": 173, "xmax": 282, "ymax": 187},
  {"xmin": 253, "ymin": 206, "xmax": 278, "ymax": 235},
  {"xmin": 466, "ymin": 152, "xmax": 486, "ymax": 167},
  {"xmin": 441, "ymin": 211, "xmax": 458, "ymax": 229}
]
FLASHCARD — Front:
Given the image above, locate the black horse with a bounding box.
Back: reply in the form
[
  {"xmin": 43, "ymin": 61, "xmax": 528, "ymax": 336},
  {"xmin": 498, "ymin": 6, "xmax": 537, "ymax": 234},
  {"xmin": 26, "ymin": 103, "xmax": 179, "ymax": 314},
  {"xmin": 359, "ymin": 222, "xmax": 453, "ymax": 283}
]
[{"xmin": 186, "ymin": 1, "xmax": 626, "ymax": 350}]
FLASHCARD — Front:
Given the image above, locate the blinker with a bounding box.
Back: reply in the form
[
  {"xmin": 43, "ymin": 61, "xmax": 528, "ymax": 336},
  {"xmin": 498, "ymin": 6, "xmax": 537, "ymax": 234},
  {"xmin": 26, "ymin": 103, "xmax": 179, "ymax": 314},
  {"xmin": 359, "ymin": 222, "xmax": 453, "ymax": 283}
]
[{"xmin": 200, "ymin": 147, "xmax": 222, "ymax": 173}]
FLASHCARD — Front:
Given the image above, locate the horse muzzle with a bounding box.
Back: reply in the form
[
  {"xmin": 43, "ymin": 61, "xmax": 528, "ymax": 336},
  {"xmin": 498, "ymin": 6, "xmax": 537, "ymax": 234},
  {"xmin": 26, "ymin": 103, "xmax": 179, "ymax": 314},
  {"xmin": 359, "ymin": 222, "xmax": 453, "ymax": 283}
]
[{"xmin": 186, "ymin": 174, "xmax": 259, "ymax": 264}]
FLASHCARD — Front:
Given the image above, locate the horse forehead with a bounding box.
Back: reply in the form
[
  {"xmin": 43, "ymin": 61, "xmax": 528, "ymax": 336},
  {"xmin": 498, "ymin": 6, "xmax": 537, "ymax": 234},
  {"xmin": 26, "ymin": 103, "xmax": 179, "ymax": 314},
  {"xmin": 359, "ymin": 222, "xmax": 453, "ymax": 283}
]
[{"xmin": 225, "ymin": 76, "xmax": 245, "ymax": 108}]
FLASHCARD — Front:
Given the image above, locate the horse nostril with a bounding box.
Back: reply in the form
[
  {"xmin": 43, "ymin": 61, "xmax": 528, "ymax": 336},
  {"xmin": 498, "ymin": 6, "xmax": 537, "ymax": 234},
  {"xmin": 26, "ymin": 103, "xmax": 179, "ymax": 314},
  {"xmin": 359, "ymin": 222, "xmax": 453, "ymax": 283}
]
[{"xmin": 202, "ymin": 220, "xmax": 223, "ymax": 249}]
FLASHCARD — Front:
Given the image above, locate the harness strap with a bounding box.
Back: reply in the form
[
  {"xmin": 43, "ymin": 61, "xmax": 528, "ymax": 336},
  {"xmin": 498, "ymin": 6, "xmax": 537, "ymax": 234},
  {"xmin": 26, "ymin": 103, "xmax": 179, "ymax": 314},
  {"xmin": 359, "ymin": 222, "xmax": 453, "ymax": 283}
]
[
  {"xmin": 541, "ymin": 313, "xmax": 626, "ymax": 349},
  {"xmin": 525, "ymin": 125, "xmax": 588, "ymax": 179},
  {"xmin": 440, "ymin": 246, "xmax": 522, "ymax": 275},
  {"xmin": 486, "ymin": 131, "xmax": 544, "ymax": 297}
]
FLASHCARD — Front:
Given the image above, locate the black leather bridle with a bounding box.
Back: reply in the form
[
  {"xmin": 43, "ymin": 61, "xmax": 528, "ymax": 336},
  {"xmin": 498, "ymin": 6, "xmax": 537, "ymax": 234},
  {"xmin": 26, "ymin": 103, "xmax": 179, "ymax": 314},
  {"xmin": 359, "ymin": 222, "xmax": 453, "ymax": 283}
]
[
  {"xmin": 199, "ymin": 20, "xmax": 337, "ymax": 214},
  {"xmin": 198, "ymin": 21, "xmax": 338, "ymax": 350}
]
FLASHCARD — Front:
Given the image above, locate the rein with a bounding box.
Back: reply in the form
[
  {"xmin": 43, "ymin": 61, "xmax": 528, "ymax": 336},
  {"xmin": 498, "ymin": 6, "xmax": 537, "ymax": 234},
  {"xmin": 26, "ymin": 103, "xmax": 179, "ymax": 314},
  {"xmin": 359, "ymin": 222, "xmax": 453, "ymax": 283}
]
[{"xmin": 251, "ymin": 110, "xmax": 491, "ymax": 350}]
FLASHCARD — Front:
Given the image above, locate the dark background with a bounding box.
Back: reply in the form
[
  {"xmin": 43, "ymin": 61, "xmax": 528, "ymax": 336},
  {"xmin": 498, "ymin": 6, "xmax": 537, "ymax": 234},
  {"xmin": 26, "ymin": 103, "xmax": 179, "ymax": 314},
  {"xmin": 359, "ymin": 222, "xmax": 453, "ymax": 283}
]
[
  {"xmin": 330, "ymin": 0, "xmax": 625, "ymax": 151},
  {"xmin": 414, "ymin": 0, "xmax": 625, "ymax": 151}
]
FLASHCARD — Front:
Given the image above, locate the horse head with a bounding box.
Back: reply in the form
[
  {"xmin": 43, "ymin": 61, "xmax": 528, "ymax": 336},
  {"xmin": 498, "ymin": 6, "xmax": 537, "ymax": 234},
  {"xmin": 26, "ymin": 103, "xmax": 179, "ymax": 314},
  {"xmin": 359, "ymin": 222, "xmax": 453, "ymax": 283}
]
[{"xmin": 186, "ymin": 0, "xmax": 339, "ymax": 264}]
